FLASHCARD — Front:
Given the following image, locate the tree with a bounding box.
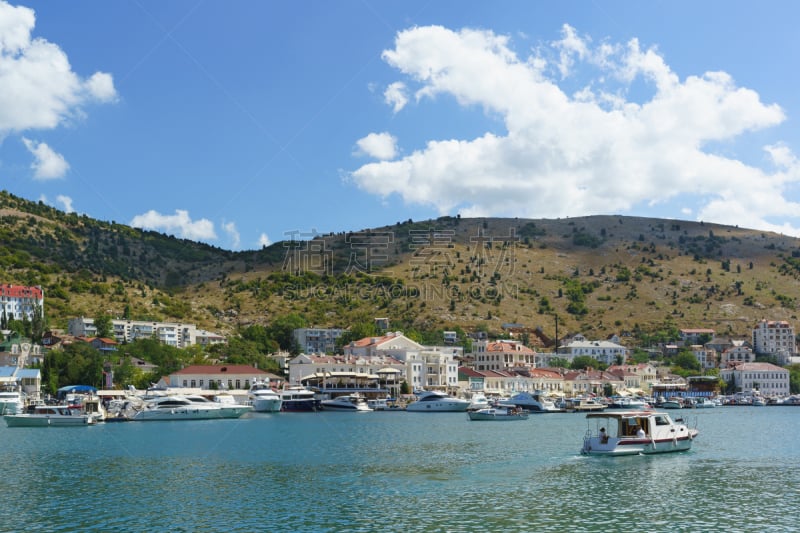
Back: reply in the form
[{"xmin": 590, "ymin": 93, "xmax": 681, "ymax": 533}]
[
  {"xmin": 571, "ymin": 356, "xmax": 600, "ymax": 370},
  {"xmin": 94, "ymin": 313, "xmax": 113, "ymax": 338},
  {"xmin": 673, "ymin": 350, "xmax": 701, "ymax": 372},
  {"xmin": 30, "ymin": 303, "xmax": 46, "ymax": 342},
  {"xmin": 266, "ymin": 313, "xmax": 307, "ymax": 353}
]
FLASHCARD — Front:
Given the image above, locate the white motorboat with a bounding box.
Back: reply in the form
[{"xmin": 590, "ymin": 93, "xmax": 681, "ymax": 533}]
[
  {"xmin": 694, "ymin": 397, "xmax": 716, "ymax": 408},
  {"xmin": 610, "ymin": 397, "xmax": 650, "ymax": 410},
  {"xmin": 5, "ymin": 405, "xmax": 97, "ymax": 427},
  {"xmin": 507, "ymin": 391, "xmax": 563, "ymax": 413},
  {"xmin": 406, "ymin": 390, "xmax": 470, "ymax": 412},
  {"xmin": 467, "ymin": 406, "xmax": 529, "ymax": 421},
  {"xmin": 321, "ymin": 394, "xmax": 372, "ymax": 412},
  {"xmin": 467, "ymin": 392, "xmax": 491, "ymax": 411},
  {"xmin": 0, "ymin": 389, "xmax": 24, "ymax": 415},
  {"xmin": 247, "ymin": 381, "xmax": 283, "ymax": 412},
  {"xmin": 131, "ymin": 395, "xmax": 249, "ymax": 421},
  {"xmin": 581, "ymin": 410, "xmax": 699, "ymax": 456}
]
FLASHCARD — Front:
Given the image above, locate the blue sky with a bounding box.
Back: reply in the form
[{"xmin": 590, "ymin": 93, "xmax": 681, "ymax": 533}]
[{"xmin": 2, "ymin": 1, "xmax": 800, "ymax": 250}]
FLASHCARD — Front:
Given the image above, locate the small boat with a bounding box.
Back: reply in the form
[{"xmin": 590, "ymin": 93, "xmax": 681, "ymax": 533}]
[
  {"xmin": 581, "ymin": 410, "xmax": 698, "ymax": 456},
  {"xmin": 609, "ymin": 397, "xmax": 650, "ymax": 410},
  {"xmin": 660, "ymin": 398, "xmax": 683, "ymax": 409},
  {"xmin": 468, "ymin": 406, "xmax": 529, "ymax": 421},
  {"xmin": 561, "ymin": 398, "xmax": 606, "ymax": 412},
  {"xmin": 5, "ymin": 405, "xmax": 97, "ymax": 427},
  {"xmin": 406, "ymin": 390, "xmax": 471, "ymax": 412},
  {"xmin": 247, "ymin": 381, "xmax": 283, "ymax": 412},
  {"xmin": 694, "ymin": 397, "xmax": 716, "ymax": 409},
  {"xmin": 321, "ymin": 394, "xmax": 372, "ymax": 412},
  {"xmin": 367, "ymin": 398, "xmax": 403, "ymax": 411}
]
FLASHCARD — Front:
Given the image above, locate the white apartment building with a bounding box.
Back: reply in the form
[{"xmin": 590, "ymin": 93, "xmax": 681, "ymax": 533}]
[
  {"xmin": 69, "ymin": 317, "xmax": 225, "ymax": 348},
  {"xmin": 560, "ymin": 335, "xmax": 629, "ymax": 366},
  {"xmin": 752, "ymin": 319, "xmax": 796, "ymax": 360},
  {"xmin": 720, "ymin": 362, "xmax": 790, "ymax": 396},
  {"xmin": 293, "ymin": 327, "xmax": 345, "ymax": 354},
  {"xmin": 0, "ymin": 284, "xmax": 44, "ymax": 321},
  {"xmin": 720, "ymin": 343, "xmax": 755, "ymax": 368}
]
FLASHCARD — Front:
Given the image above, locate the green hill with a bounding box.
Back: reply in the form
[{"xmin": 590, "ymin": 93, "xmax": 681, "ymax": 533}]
[{"xmin": 2, "ymin": 190, "xmax": 800, "ymax": 341}]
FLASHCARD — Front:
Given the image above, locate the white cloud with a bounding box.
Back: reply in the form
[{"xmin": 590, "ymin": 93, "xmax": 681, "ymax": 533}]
[
  {"xmin": 56, "ymin": 194, "xmax": 74, "ymax": 213},
  {"xmin": 354, "ymin": 132, "xmax": 398, "ymax": 160},
  {"xmin": 222, "ymin": 220, "xmax": 240, "ymax": 249},
  {"xmin": 130, "ymin": 209, "xmax": 217, "ymax": 241},
  {"xmin": 351, "ymin": 25, "xmax": 800, "ymax": 236},
  {"xmin": 22, "ymin": 137, "xmax": 69, "ymax": 179},
  {"xmin": 384, "ymin": 81, "xmax": 408, "ymax": 113},
  {"xmin": 0, "ymin": 0, "xmax": 117, "ymax": 137},
  {"xmin": 258, "ymin": 233, "xmax": 272, "ymax": 248}
]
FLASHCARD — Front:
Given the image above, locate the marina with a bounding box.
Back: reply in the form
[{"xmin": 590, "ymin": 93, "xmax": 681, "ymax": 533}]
[{"xmin": 1, "ymin": 405, "xmax": 798, "ymax": 531}]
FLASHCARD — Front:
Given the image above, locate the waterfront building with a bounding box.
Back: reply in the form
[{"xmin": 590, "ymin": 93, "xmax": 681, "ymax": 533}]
[
  {"xmin": 607, "ymin": 363, "xmax": 658, "ymax": 394},
  {"xmin": 720, "ymin": 362, "xmax": 790, "ymax": 396},
  {"xmin": 0, "ymin": 283, "xmax": 44, "ymax": 321},
  {"xmin": 168, "ymin": 364, "xmax": 273, "ymax": 391},
  {"xmin": 563, "ymin": 369, "xmax": 624, "ymax": 396},
  {"xmin": 472, "ymin": 339, "xmax": 537, "ymax": 371}
]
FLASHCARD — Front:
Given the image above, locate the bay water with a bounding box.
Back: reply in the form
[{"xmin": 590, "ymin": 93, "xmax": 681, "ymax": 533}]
[{"xmin": 2, "ymin": 406, "xmax": 798, "ymax": 532}]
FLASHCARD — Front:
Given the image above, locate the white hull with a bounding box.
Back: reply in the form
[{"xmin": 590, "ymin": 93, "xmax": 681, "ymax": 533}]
[
  {"xmin": 468, "ymin": 408, "xmax": 529, "ymax": 421},
  {"xmin": 252, "ymin": 398, "xmax": 283, "ymax": 412},
  {"xmin": 406, "ymin": 401, "xmax": 469, "ymax": 412},
  {"xmin": 5, "ymin": 406, "xmax": 96, "ymax": 427},
  {"xmin": 132, "ymin": 406, "xmax": 241, "ymax": 421},
  {"xmin": 581, "ymin": 410, "xmax": 698, "ymax": 456}
]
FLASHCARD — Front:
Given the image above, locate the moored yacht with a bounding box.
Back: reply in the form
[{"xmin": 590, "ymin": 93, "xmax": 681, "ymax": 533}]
[
  {"xmin": 321, "ymin": 394, "xmax": 372, "ymax": 412},
  {"xmin": 0, "ymin": 389, "xmax": 24, "ymax": 415},
  {"xmin": 406, "ymin": 390, "xmax": 470, "ymax": 412},
  {"xmin": 247, "ymin": 381, "xmax": 283, "ymax": 412},
  {"xmin": 280, "ymin": 387, "xmax": 321, "ymax": 412},
  {"xmin": 507, "ymin": 391, "xmax": 563, "ymax": 413},
  {"xmin": 132, "ymin": 395, "xmax": 249, "ymax": 421},
  {"xmin": 5, "ymin": 405, "xmax": 97, "ymax": 427}
]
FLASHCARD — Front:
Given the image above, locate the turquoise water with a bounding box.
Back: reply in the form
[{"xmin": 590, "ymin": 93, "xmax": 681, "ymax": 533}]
[{"xmin": 2, "ymin": 406, "xmax": 798, "ymax": 532}]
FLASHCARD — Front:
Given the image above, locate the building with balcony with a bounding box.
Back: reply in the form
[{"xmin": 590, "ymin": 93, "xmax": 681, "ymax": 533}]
[{"xmin": 0, "ymin": 284, "xmax": 44, "ymax": 321}]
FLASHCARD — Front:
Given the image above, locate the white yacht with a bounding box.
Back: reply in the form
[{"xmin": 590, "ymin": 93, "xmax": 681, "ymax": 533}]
[
  {"xmin": 280, "ymin": 387, "xmax": 321, "ymax": 412},
  {"xmin": 0, "ymin": 390, "xmax": 24, "ymax": 415},
  {"xmin": 321, "ymin": 394, "xmax": 372, "ymax": 412},
  {"xmin": 406, "ymin": 390, "xmax": 470, "ymax": 412},
  {"xmin": 131, "ymin": 395, "xmax": 249, "ymax": 421},
  {"xmin": 247, "ymin": 381, "xmax": 283, "ymax": 412},
  {"xmin": 507, "ymin": 391, "xmax": 563, "ymax": 413},
  {"xmin": 467, "ymin": 392, "xmax": 491, "ymax": 411}
]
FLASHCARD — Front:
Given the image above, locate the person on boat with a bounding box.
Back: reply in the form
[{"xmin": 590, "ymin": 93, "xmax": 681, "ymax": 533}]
[
  {"xmin": 635, "ymin": 425, "xmax": 646, "ymax": 439},
  {"xmin": 599, "ymin": 427, "xmax": 609, "ymax": 443}
]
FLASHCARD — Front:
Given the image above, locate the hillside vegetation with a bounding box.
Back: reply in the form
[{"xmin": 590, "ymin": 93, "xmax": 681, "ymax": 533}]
[{"xmin": 3, "ymin": 190, "xmax": 800, "ymax": 342}]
